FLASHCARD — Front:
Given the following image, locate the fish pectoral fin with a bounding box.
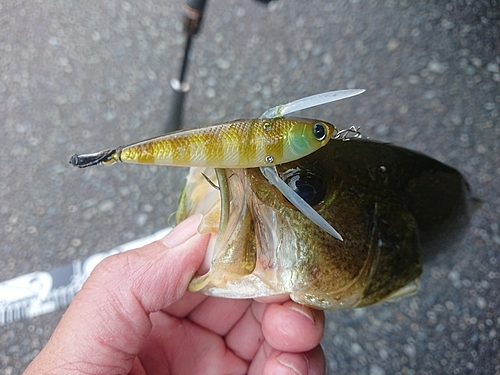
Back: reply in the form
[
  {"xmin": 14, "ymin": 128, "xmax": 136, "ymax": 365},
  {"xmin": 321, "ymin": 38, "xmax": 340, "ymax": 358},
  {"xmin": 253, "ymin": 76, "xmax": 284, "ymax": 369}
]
[{"xmin": 259, "ymin": 166, "xmax": 343, "ymax": 241}]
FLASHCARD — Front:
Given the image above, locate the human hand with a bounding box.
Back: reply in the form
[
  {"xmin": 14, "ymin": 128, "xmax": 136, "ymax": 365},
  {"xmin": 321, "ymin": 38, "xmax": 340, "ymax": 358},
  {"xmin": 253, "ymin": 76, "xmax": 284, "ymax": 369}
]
[{"xmin": 24, "ymin": 214, "xmax": 325, "ymax": 375}]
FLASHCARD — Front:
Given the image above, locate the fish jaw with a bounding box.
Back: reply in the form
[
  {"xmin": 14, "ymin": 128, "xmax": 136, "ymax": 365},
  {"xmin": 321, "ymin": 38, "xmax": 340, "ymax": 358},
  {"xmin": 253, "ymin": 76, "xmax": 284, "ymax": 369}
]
[
  {"xmin": 176, "ymin": 167, "xmax": 287, "ymax": 297},
  {"xmin": 178, "ymin": 167, "xmax": 318, "ymax": 299}
]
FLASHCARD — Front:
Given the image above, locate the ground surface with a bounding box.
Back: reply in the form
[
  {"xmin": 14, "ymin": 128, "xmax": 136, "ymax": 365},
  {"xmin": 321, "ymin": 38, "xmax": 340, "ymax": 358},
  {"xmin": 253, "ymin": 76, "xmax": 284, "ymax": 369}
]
[{"xmin": 1, "ymin": 1, "xmax": 499, "ymax": 374}]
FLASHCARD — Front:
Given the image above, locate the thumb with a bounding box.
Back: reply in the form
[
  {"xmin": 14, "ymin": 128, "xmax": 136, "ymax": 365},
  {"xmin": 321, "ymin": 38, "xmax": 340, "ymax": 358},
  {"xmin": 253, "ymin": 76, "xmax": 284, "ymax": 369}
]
[{"xmin": 24, "ymin": 214, "xmax": 210, "ymax": 375}]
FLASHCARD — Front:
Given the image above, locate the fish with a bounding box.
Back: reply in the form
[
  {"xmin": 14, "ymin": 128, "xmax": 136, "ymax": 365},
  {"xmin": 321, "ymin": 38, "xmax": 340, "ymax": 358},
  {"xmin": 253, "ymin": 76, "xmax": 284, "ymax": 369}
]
[{"xmin": 177, "ymin": 137, "xmax": 475, "ymax": 309}]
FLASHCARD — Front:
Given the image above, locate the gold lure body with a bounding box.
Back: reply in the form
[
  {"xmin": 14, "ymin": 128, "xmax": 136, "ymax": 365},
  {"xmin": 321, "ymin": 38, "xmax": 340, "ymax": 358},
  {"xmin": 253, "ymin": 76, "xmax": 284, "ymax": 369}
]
[{"xmin": 70, "ymin": 118, "xmax": 335, "ymax": 169}]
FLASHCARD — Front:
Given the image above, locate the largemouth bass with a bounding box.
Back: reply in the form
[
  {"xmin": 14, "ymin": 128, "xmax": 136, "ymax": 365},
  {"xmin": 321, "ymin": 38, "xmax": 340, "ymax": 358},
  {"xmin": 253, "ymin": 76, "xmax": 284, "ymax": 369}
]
[{"xmin": 177, "ymin": 137, "xmax": 474, "ymax": 309}]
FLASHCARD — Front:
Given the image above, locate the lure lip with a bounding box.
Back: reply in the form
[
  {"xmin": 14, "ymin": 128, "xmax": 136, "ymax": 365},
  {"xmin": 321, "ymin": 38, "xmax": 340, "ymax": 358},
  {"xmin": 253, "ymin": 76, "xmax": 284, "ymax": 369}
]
[
  {"xmin": 260, "ymin": 165, "xmax": 344, "ymax": 241},
  {"xmin": 260, "ymin": 89, "xmax": 366, "ymax": 119}
]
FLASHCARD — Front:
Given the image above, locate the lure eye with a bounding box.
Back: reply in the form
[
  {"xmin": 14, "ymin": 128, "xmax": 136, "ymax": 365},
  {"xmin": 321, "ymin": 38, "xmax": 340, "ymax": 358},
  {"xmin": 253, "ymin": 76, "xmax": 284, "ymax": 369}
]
[
  {"xmin": 282, "ymin": 168, "xmax": 327, "ymax": 207},
  {"xmin": 313, "ymin": 123, "xmax": 327, "ymax": 141}
]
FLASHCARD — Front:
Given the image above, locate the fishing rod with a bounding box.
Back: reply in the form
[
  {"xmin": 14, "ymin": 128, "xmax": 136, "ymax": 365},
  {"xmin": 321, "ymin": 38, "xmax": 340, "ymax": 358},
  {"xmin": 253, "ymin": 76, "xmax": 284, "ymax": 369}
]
[{"xmin": 165, "ymin": 0, "xmax": 207, "ymax": 132}]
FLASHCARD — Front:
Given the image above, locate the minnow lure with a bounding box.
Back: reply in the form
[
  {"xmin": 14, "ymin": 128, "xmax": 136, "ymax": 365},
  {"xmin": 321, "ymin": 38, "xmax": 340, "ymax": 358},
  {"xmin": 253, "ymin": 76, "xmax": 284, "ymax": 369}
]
[
  {"xmin": 70, "ymin": 89, "xmax": 365, "ymax": 240},
  {"xmin": 70, "ymin": 118, "xmax": 336, "ymax": 169}
]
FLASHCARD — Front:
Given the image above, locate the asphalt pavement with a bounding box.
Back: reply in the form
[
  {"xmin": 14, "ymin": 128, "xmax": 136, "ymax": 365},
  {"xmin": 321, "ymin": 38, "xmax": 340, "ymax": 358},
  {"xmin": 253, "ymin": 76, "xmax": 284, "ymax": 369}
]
[{"xmin": 1, "ymin": 1, "xmax": 499, "ymax": 374}]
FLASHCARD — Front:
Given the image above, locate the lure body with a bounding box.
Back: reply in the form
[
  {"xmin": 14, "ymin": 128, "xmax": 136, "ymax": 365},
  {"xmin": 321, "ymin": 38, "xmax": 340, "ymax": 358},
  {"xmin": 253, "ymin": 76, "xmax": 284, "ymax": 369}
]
[
  {"xmin": 70, "ymin": 89, "xmax": 366, "ymax": 240},
  {"xmin": 71, "ymin": 118, "xmax": 335, "ymax": 169}
]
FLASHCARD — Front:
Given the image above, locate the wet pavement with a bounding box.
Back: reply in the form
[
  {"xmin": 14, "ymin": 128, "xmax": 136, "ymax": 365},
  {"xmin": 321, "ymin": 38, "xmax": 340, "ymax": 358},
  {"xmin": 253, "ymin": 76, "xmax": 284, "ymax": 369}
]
[{"xmin": 1, "ymin": 1, "xmax": 499, "ymax": 374}]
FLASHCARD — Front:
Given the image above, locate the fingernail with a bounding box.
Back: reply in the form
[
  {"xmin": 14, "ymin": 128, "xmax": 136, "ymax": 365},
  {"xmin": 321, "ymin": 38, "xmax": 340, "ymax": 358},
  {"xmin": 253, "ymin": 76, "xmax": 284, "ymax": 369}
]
[
  {"xmin": 161, "ymin": 214, "xmax": 203, "ymax": 248},
  {"xmin": 284, "ymin": 301, "xmax": 315, "ymax": 324},
  {"xmin": 276, "ymin": 353, "xmax": 308, "ymax": 375}
]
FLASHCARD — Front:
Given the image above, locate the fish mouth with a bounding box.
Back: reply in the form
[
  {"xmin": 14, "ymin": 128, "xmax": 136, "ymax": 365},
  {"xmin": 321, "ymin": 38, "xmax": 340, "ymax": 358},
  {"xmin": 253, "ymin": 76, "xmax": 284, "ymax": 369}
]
[
  {"xmin": 176, "ymin": 140, "xmax": 426, "ymax": 310},
  {"xmin": 177, "ymin": 167, "xmax": 295, "ymax": 299},
  {"xmin": 177, "ymin": 164, "xmax": 407, "ymax": 309}
]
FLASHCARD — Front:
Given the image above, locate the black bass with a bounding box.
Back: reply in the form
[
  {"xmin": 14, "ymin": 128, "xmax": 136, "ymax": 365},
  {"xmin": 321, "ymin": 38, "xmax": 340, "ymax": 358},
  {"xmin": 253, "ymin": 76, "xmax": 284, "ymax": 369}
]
[{"xmin": 177, "ymin": 138, "xmax": 474, "ymax": 309}]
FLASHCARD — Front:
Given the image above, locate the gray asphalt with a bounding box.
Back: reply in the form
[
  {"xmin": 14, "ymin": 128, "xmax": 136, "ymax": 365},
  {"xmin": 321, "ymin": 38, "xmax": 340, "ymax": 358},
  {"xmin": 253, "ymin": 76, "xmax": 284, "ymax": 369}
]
[{"xmin": 1, "ymin": 0, "xmax": 499, "ymax": 374}]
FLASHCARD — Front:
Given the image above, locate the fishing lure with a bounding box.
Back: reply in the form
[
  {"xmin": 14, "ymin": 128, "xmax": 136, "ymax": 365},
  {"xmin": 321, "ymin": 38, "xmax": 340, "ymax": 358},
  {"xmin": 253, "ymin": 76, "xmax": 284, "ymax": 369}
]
[
  {"xmin": 70, "ymin": 118, "xmax": 336, "ymax": 169},
  {"xmin": 70, "ymin": 89, "xmax": 365, "ymax": 240}
]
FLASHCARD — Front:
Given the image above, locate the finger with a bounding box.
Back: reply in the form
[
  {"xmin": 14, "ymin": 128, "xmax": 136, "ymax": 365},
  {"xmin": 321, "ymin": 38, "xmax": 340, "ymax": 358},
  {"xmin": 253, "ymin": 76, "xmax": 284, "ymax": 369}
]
[
  {"xmin": 161, "ymin": 291, "xmax": 207, "ymax": 318},
  {"xmin": 24, "ymin": 215, "xmax": 210, "ymax": 375},
  {"xmin": 188, "ymin": 297, "xmax": 251, "ymax": 335},
  {"xmin": 248, "ymin": 340, "xmax": 274, "ymax": 375},
  {"xmin": 263, "ymin": 345, "xmax": 326, "ymax": 375},
  {"xmin": 225, "ymin": 304, "xmax": 265, "ymax": 361},
  {"xmin": 138, "ymin": 311, "xmax": 248, "ymax": 375},
  {"xmin": 128, "ymin": 357, "xmax": 147, "ymax": 375},
  {"xmin": 262, "ymin": 301, "xmax": 325, "ymax": 352},
  {"xmin": 254, "ymin": 294, "xmax": 291, "ymax": 305},
  {"xmin": 250, "ymin": 300, "xmax": 267, "ymax": 323},
  {"xmin": 248, "ymin": 342, "xmax": 326, "ymax": 375}
]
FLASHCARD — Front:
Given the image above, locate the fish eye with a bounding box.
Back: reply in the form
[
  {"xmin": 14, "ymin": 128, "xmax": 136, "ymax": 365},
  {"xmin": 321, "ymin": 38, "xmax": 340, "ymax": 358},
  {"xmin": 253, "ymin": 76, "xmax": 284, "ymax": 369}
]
[
  {"xmin": 313, "ymin": 123, "xmax": 327, "ymax": 141},
  {"xmin": 282, "ymin": 168, "xmax": 327, "ymax": 207}
]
